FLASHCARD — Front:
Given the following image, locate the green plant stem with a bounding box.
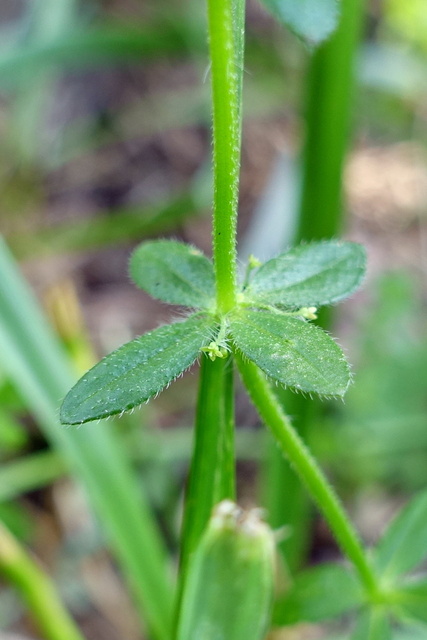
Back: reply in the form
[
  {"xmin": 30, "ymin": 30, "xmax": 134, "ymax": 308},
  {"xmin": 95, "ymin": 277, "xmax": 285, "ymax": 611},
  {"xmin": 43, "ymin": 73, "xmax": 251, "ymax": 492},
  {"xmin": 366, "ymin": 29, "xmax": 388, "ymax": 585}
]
[
  {"xmin": 265, "ymin": 0, "xmax": 367, "ymax": 575},
  {"xmin": 208, "ymin": 0, "xmax": 244, "ymax": 313},
  {"xmin": 296, "ymin": 0, "xmax": 366, "ymax": 241},
  {"xmin": 235, "ymin": 351, "xmax": 379, "ymax": 596},
  {"xmin": 176, "ymin": 0, "xmax": 243, "ymax": 626},
  {"xmin": 263, "ymin": 393, "xmax": 315, "ymax": 573},
  {"xmin": 0, "ymin": 522, "xmax": 85, "ymax": 640},
  {"xmin": 179, "ymin": 355, "xmax": 235, "ymax": 580},
  {"xmin": 217, "ymin": 359, "xmax": 235, "ymax": 500},
  {"xmin": 175, "ymin": 355, "xmax": 235, "ymax": 637}
]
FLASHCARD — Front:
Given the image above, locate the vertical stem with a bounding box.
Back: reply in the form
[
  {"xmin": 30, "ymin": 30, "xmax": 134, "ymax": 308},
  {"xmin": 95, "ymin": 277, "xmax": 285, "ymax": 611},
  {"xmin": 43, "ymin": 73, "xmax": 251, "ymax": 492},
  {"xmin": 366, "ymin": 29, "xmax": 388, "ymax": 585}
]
[
  {"xmin": 208, "ymin": 0, "xmax": 245, "ymax": 313},
  {"xmin": 236, "ymin": 352, "xmax": 379, "ymax": 596},
  {"xmin": 176, "ymin": 0, "xmax": 244, "ymax": 627},
  {"xmin": 217, "ymin": 359, "xmax": 235, "ymax": 500},
  {"xmin": 180, "ymin": 356, "xmax": 235, "ymax": 573},
  {"xmin": 297, "ymin": 0, "xmax": 366, "ymax": 241},
  {"xmin": 265, "ymin": 0, "xmax": 367, "ymax": 574},
  {"xmin": 0, "ymin": 522, "xmax": 86, "ymax": 640},
  {"xmin": 176, "ymin": 355, "xmax": 235, "ymax": 632}
]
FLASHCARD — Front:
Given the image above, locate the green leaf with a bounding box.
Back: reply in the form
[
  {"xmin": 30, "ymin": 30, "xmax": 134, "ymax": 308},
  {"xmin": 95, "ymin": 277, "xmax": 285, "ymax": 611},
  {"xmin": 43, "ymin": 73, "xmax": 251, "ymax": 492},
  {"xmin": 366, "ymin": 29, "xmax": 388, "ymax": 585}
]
[
  {"xmin": 129, "ymin": 240, "xmax": 215, "ymax": 309},
  {"xmin": 245, "ymin": 241, "xmax": 366, "ymax": 309},
  {"xmin": 276, "ymin": 563, "xmax": 363, "ymax": 624},
  {"xmin": 399, "ymin": 577, "xmax": 427, "ymax": 624},
  {"xmin": 259, "ymin": 0, "xmax": 340, "ymax": 46},
  {"xmin": 351, "ymin": 608, "xmax": 392, "ymax": 640},
  {"xmin": 177, "ymin": 501, "xmax": 274, "ymax": 640},
  {"xmin": 61, "ymin": 314, "xmax": 215, "ymax": 425},
  {"xmin": 230, "ymin": 309, "xmax": 350, "ymax": 396},
  {"xmin": 374, "ymin": 490, "xmax": 427, "ymax": 579}
]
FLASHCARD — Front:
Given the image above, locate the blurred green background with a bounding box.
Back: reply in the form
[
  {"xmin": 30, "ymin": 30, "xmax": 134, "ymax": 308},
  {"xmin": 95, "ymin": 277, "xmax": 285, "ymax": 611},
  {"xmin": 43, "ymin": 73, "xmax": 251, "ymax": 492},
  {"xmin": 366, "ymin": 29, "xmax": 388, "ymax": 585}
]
[{"xmin": 0, "ymin": 0, "xmax": 426, "ymax": 638}]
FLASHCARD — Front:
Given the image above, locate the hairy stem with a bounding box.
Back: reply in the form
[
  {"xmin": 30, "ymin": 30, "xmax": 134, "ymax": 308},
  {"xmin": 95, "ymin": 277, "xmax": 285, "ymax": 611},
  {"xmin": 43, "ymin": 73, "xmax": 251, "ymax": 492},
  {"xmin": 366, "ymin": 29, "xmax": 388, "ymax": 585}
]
[
  {"xmin": 208, "ymin": 0, "xmax": 245, "ymax": 313},
  {"xmin": 235, "ymin": 352, "xmax": 379, "ymax": 596},
  {"xmin": 180, "ymin": 356, "xmax": 235, "ymax": 572},
  {"xmin": 266, "ymin": 0, "xmax": 368, "ymax": 576},
  {"xmin": 176, "ymin": 354, "xmax": 235, "ymax": 633}
]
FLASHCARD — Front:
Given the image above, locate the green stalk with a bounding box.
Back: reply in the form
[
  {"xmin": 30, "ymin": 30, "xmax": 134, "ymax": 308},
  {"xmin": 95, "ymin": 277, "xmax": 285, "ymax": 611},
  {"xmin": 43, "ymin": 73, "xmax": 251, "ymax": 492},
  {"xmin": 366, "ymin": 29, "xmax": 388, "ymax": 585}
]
[
  {"xmin": 180, "ymin": 356, "xmax": 235, "ymax": 576},
  {"xmin": 217, "ymin": 359, "xmax": 235, "ymax": 500},
  {"xmin": 175, "ymin": 355, "xmax": 235, "ymax": 635},
  {"xmin": 209, "ymin": 0, "xmax": 243, "ymax": 313},
  {"xmin": 0, "ymin": 522, "xmax": 85, "ymax": 640},
  {"xmin": 236, "ymin": 352, "xmax": 379, "ymax": 597},
  {"xmin": 176, "ymin": 0, "xmax": 244, "ymax": 627},
  {"xmin": 179, "ymin": 0, "xmax": 245, "ymax": 572},
  {"xmin": 264, "ymin": 0, "xmax": 367, "ymax": 574},
  {"xmin": 262, "ymin": 393, "xmax": 314, "ymax": 573},
  {"xmin": 297, "ymin": 0, "xmax": 366, "ymax": 241}
]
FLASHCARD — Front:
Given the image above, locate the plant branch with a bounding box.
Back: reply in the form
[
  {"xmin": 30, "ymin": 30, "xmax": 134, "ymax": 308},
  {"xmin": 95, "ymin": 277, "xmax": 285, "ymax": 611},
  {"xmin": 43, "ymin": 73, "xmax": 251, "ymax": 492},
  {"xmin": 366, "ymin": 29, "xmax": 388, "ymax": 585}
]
[
  {"xmin": 176, "ymin": 355, "xmax": 235, "ymax": 635},
  {"xmin": 180, "ymin": 355, "xmax": 235, "ymax": 574},
  {"xmin": 235, "ymin": 351, "xmax": 379, "ymax": 597}
]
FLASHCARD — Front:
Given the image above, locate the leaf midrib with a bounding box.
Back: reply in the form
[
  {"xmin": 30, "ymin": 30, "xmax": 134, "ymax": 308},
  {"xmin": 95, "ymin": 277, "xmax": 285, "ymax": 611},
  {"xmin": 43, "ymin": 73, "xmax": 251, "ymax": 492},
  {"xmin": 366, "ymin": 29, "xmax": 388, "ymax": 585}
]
[
  {"xmin": 151, "ymin": 255, "xmax": 215, "ymax": 303},
  {"xmin": 65, "ymin": 316, "xmax": 213, "ymax": 420}
]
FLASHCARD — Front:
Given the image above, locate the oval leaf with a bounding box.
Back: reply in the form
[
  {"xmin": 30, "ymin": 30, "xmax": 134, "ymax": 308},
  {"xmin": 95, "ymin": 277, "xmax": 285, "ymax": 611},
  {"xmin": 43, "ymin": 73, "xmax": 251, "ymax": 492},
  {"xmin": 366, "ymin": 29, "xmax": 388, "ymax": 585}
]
[
  {"xmin": 129, "ymin": 240, "xmax": 215, "ymax": 309},
  {"xmin": 351, "ymin": 609, "xmax": 392, "ymax": 640},
  {"xmin": 60, "ymin": 314, "xmax": 215, "ymax": 424},
  {"xmin": 245, "ymin": 241, "xmax": 366, "ymax": 309},
  {"xmin": 276, "ymin": 563, "xmax": 363, "ymax": 625},
  {"xmin": 260, "ymin": 0, "xmax": 340, "ymax": 46},
  {"xmin": 230, "ymin": 309, "xmax": 350, "ymax": 396},
  {"xmin": 374, "ymin": 490, "xmax": 427, "ymax": 579},
  {"xmin": 399, "ymin": 578, "xmax": 427, "ymax": 625}
]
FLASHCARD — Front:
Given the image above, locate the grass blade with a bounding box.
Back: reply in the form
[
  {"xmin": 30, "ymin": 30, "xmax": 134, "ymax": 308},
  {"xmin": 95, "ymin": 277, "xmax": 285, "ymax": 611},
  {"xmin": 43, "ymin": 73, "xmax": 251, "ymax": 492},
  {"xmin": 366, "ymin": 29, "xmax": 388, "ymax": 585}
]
[
  {"xmin": 0, "ymin": 237, "xmax": 173, "ymax": 640},
  {"xmin": 0, "ymin": 24, "xmax": 190, "ymax": 89},
  {"xmin": 0, "ymin": 521, "xmax": 85, "ymax": 640}
]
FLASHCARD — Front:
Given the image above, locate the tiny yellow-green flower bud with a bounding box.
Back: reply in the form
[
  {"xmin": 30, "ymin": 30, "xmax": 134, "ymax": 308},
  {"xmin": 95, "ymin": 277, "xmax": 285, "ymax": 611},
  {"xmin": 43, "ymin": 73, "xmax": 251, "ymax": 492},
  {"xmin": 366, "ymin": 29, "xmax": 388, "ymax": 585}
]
[
  {"xmin": 201, "ymin": 341, "xmax": 228, "ymax": 361},
  {"xmin": 248, "ymin": 254, "xmax": 262, "ymax": 269},
  {"xmin": 298, "ymin": 306, "xmax": 318, "ymax": 320}
]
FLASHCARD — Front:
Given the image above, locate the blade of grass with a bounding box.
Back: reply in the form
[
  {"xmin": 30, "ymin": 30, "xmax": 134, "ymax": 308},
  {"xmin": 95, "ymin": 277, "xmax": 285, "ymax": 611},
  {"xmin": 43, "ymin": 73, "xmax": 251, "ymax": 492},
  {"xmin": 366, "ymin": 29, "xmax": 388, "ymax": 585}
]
[
  {"xmin": 297, "ymin": 0, "xmax": 366, "ymax": 241},
  {"xmin": 263, "ymin": 0, "xmax": 367, "ymax": 574},
  {"xmin": 7, "ymin": 0, "xmax": 79, "ymax": 166},
  {"xmin": 0, "ymin": 450, "xmax": 66, "ymax": 503},
  {"xmin": 0, "ymin": 23, "xmax": 192, "ymax": 89},
  {"xmin": 0, "ymin": 521, "xmax": 86, "ymax": 640},
  {"xmin": 8, "ymin": 192, "xmax": 201, "ymax": 259},
  {"xmin": 0, "ymin": 428, "xmax": 264, "ymax": 504},
  {"xmin": 0, "ymin": 237, "xmax": 173, "ymax": 640}
]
